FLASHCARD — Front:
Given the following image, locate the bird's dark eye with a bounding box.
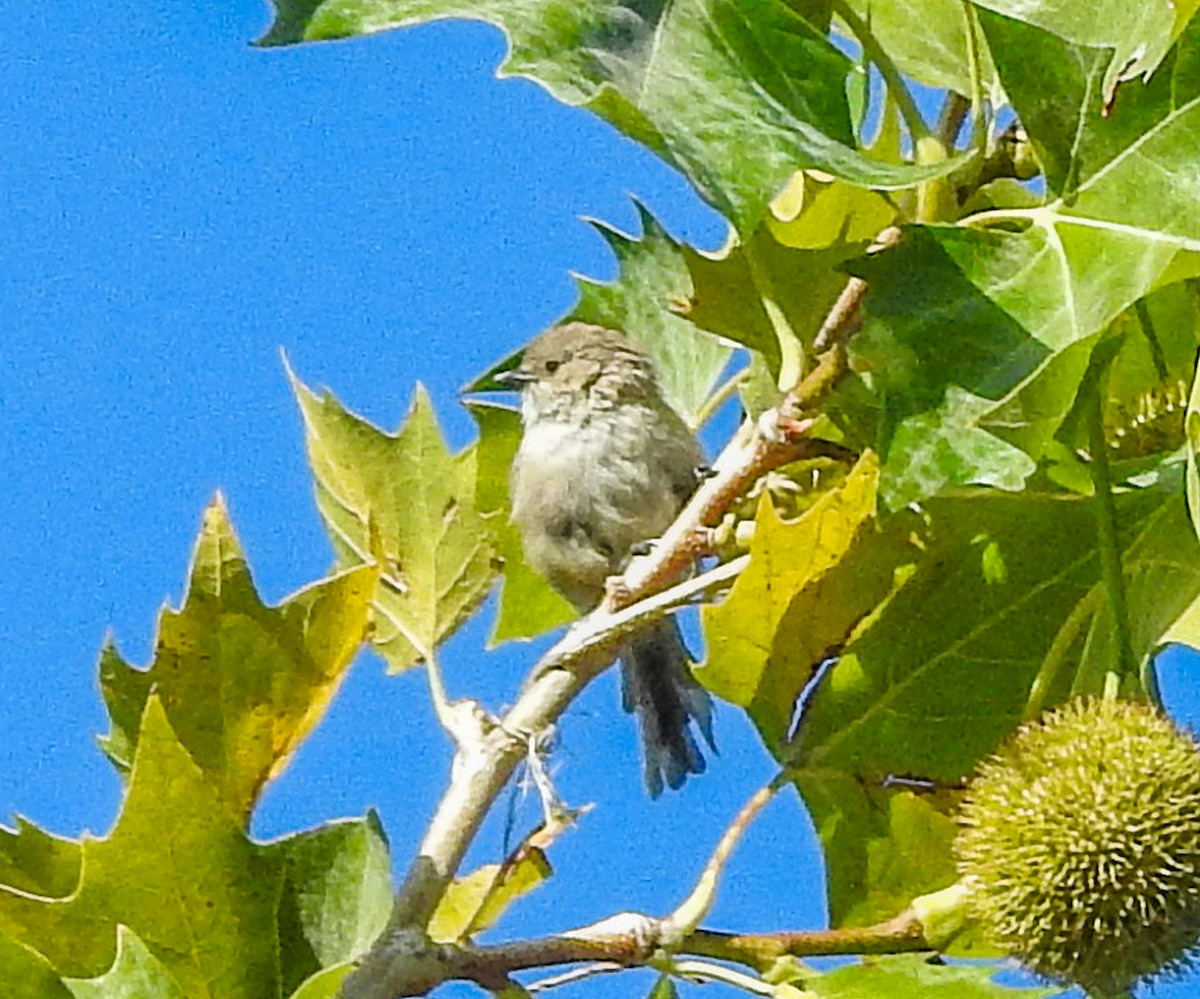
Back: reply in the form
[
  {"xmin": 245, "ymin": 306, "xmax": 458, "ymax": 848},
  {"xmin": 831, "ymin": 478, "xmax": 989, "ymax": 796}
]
[{"xmin": 544, "ymin": 359, "xmax": 561, "ymax": 373}]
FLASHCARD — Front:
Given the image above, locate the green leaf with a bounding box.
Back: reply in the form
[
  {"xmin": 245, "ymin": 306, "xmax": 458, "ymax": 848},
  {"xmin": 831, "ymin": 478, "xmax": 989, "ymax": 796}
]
[
  {"xmin": 570, "ymin": 204, "xmax": 732, "ymax": 426},
  {"xmin": 834, "ymin": 0, "xmax": 999, "ymax": 98},
  {"xmin": 0, "ymin": 698, "xmax": 282, "ymax": 995},
  {"xmin": 849, "ymin": 226, "xmax": 1182, "ymax": 501},
  {"xmin": 806, "ymin": 953, "xmax": 1057, "ymax": 998},
  {"xmin": 881, "ymin": 388, "xmax": 1037, "ymax": 509},
  {"xmin": 766, "ymin": 171, "xmax": 896, "ymax": 250},
  {"xmin": 64, "ymin": 928, "xmax": 187, "ymax": 999},
  {"xmin": 427, "ymin": 851, "xmax": 552, "ymax": 943},
  {"xmin": 645, "ymin": 974, "xmax": 680, "ymax": 999},
  {"xmin": 684, "ymin": 177, "xmax": 890, "ymax": 380},
  {"xmin": 698, "ymin": 454, "xmax": 882, "ymax": 746},
  {"xmin": 978, "ymin": 10, "xmax": 1200, "ymax": 231},
  {"xmin": 0, "ymin": 819, "xmax": 81, "ymax": 900},
  {"xmin": 790, "ymin": 478, "xmax": 1200, "ymax": 924},
  {"xmin": 99, "ymin": 495, "xmax": 376, "ymax": 820},
  {"xmin": 291, "ymin": 374, "xmax": 496, "ymax": 672},
  {"xmin": 0, "ymin": 933, "xmax": 73, "ymax": 999},
  {"xmin": 796, "ymin": 778, "xmax": 963, "ymax": 934},
  {"xmin": 273, "ymin": 813, "xmax": 393, "ymax": 994},
  {"xmin": 977, "ymin": 0, "xmax": 1182, "ymax": 94},
  {"xmin": 466, "ymin": 400, "xmax": 576, "ymax": 643},
  {"xmin": 259, "ymin": 0, "xmax": 965, "ymax": 229},
  {"xmin": 287, "ymin": 964, "xmax": 355, "ymax": 999}
]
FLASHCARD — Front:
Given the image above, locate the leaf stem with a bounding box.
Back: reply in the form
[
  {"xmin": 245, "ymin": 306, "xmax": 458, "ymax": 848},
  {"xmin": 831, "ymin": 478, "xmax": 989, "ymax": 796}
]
[
  {"xmin": 961, "ymin": 2, "xmax": 987, "ymax": 154},
  {"xmin": 1083, "ymin": 358, "xmax": 1138, "ymax": 693},
  {"xmin": 1023, "ymin": 590, "xmax": 1101, "ymax": 720},
  {"xmin": 832, "ymin": 0, "xmax": 930, "ymax": 144},
  {"xmin": 1133, "ymin": 298, "xmax": 1170, "ymax": 383},
  {"xmin": 693, "ymin": 367, "xmax": 751, "ymax": 431},
  {"xmin": 654, "ymin": 959, "xmax": 777, "ymax": 995}
]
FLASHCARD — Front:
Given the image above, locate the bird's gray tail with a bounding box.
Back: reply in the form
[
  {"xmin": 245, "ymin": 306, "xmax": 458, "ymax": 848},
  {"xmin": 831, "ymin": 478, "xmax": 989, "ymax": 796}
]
[{"xmin": 621, "ymin": 616, "xmax": 715, "ymax": 797}]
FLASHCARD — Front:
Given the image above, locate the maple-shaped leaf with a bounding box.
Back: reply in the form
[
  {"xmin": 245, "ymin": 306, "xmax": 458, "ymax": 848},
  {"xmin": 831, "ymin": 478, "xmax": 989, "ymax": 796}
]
[
  {"xmin": 0, "ymin": 699, "xmax": 392, "ymax": 997},
  {"xmin": 291, "ymin": 372, "xmax": 496, "ymax": 672},
  {"xmin": 99, "ymin": 495, "xmax": 376, "ymax": 822}
]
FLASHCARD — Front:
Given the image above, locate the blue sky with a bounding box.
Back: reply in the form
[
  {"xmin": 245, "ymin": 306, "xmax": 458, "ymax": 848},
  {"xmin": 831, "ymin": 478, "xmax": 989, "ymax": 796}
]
[{"xmin": 4, "ymin": 3, "xmax": 1200, "ymax": 998}]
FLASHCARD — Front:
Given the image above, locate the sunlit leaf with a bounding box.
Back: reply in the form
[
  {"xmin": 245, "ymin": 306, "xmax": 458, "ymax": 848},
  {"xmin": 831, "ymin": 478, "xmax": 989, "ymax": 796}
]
[
  {"xmin": 849, "ymin": 226, "xmax": 1183, "ymax": 502},
  {"xmin": 979, "ymin": 10, "xmax": 1200, "ymax": 231},
  {"xmin": 0, "ymin": 819, "xmax": 81, "ymax": 900},
  {"xmin": 0, "ymin": 933, "xmax": 73, "ymax": 999},
  {"xmin": 834, "ymin": 0, "xmax": 999, "ymax": 99},
  {"xmin": 699, "ymin": 454, "xmax": 882, "ymax": 745},
  {"xmin": 260, "ymin": 0, "xmax": 965, "ymax": 230},
  {"xmin": 64, "ymin": 928, "xmax": 187, "ymax": 999},
  {"xmin": 287, "ymin": 964, "xmax": 355, "ymax": 999},
  {"xmin": 806, "ymin": 952, "xmax": 1057, "ymax": 998},
  {"xmin": 791, "ymin": 477, "xmax": 1200, "ymax": 924},
  {"xmin": 291, "ymin": 374, "xmax": 495, "ymax": 672},
  {"xmin": 427, "ymin": 851, "xmax": 552, "ymax": 943},
  {"xmin": 0, "ymin": 698, "xmax": 282, "ymax": 994},
  {"xmin": 275, "ymin": 814, "xmax": 392, "ymax": 993},
  {"xmin": 99, "ymin": 496, "xmax": 376, "ymax": 821},
  {"xmin": 570, "ymin": 204, "xmax": 732, "ymax": 425},
  {"xmin": 796, "ymin": 778, "xmax": 963, "ymax": 936},
  {"xmin": 684, "ymin": 198, "xmax": 881, "ymax": 381},
  {"xmin": 977, "ymin": 0, "xmax": 1181, "ymax": 94}
]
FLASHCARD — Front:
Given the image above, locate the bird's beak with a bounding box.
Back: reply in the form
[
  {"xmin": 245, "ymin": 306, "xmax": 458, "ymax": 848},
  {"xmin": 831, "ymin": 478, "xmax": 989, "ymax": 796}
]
[{"xmin": 493, "ymin": 369, "xmax": 535, "ymax": 387}]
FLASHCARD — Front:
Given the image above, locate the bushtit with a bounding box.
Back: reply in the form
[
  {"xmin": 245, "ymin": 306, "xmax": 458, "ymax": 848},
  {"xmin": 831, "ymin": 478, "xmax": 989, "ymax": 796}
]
[{"xmin": 499, "ymin": 321, "xmax": 714, "ymax": 796}]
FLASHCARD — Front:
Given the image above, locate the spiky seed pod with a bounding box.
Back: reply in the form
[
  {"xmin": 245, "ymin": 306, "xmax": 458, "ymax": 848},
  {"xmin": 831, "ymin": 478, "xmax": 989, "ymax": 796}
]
[{"xmin": 955, "ymin": 697, "xmax": 1200, "ymax": 995}]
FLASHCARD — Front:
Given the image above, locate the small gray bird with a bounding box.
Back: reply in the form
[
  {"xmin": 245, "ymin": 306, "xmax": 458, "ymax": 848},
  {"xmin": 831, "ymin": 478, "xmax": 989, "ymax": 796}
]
[{"xmin": 498, "ymin": 321, "xmax": 715, "ymax": 796}]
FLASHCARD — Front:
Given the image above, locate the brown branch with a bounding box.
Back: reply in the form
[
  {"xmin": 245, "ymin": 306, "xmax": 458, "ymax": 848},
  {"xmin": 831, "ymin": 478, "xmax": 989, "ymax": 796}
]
[
  {"xmin": 688, "ymin": 911, "xmax": 929, "ymax": 967},
  {"xmin": 342, "ymin": 228, "xmax": 906, "ymax": 999},
  {"xmin": 811, "ymin": 225, "xmax": 902, "ymax": 352},
  {"xmin": 340, "ymin": 908, "xmax": 931, "ymax": 996}
]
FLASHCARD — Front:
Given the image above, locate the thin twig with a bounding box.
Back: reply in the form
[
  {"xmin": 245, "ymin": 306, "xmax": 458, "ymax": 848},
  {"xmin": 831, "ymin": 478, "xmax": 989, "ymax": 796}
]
[
  {"xmin": 811, "ymin": 226, "xmax": 902, "ymax": 353},
  {"xmin": 344, "ymin": 906, "xmax": 931, "ymax": 995},
  {"xmin": 663, "ymin": 780, "xmax": 782, "ymax": 942},
  {"xmin": 935, "ymin": 91, "xmax": 970, "ymax": 152},
  {"xmin": 686, "ymin": 909, "xmax": 929, "ymax": 965},
  {"xmin": 341, "ymin": 227, "xmax": 903, "ymax": 999}
]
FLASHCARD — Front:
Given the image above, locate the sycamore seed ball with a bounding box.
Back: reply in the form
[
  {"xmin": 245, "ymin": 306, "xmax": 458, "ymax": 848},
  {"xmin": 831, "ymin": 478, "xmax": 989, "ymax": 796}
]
[{"xmin": 955, "ymin": 697, "xmax": 1200, "ymax": 995}]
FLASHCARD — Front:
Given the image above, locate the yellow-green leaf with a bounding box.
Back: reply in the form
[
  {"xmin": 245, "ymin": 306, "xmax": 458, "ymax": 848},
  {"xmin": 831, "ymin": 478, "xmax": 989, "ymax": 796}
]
[
  {"xmin": 767, "ymin": 171, "xmax": 896, "ymax": 250},
  {"xmin": 291, "ymin": 372, "xmax": 496, "ymax": 671},
  {"xmin": 99, "ymin": 496, "xmax": 376, "ymax": 821},
  {"xmin": 427, "ymin": 852, "xmax": 552, "ymax": 943},
  {"xmin": 65, "ymin": 927, "xmax": 187, "ymax": 999},
  {"xmin": 0, "ymin": 932, "xmax": 73, "ymax": 999},
  {"xmin": 698, "ymin": 454, "xmax": 882, "ymax": 745},
  {"xmin": 0, "ymin": 697, "xmax": 282, "ymax": 995}
]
